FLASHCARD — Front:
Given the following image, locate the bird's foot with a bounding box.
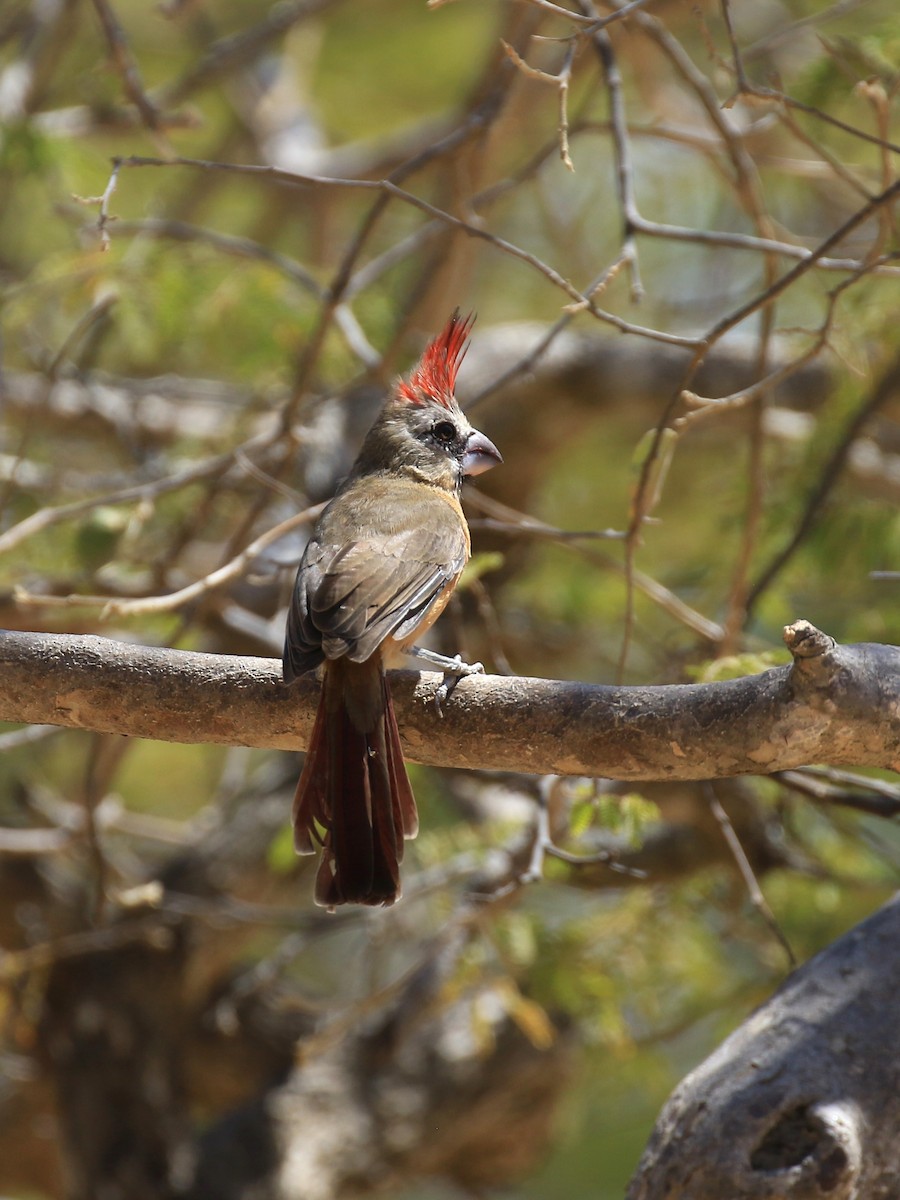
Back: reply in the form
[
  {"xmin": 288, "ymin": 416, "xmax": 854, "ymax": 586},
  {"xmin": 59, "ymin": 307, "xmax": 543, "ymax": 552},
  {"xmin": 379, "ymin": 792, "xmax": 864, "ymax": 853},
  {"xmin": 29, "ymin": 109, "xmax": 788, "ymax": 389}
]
[
  {"xmin": 434, "ymin": 654, "xmax": 484, "ymax": 718},
  {"xmin": 407, "ymin": 646, "xmax": 484, "ymax": 718}
]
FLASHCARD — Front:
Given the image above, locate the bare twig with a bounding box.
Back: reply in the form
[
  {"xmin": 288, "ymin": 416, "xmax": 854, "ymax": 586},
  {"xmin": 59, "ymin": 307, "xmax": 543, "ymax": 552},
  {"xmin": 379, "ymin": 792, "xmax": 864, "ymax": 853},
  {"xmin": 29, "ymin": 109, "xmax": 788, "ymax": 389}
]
[
  {"xmin": 0, "ymin": 425, "xmax": 282, "ymax": 558},
  {"xmin": 706, "ymin": 785, "xmax": 796, "ymax": 967},
  {"xmin": 160, "ymin": 0, "xmax": 349, "ymax": 107},
  {"xmin": 108, "ymin": 154, "xmax": 703, "ymax": 348},
  {"xmin": 746, "ymin": 350, "xmax": 900, "ymax": 617},
  {"xmin": 719, "ymin": 0, "xmax": 750, "ymax": 95},
  {"xmin": 106, "ymin": 216, "xmax": 322, "ymax": 293},
  {"xmin": 523, "ymin": 786, "xmax": 647, "ymax": 886},
  {"xmin": 431, "ymin": 0, "xmax": 595, "ymax": 24},
  {"xmin": 89, "ymin": 0, "xmax": 165, "ymax": 138},
  {"xmin": 79, "ymin": 733, "xmax": 131, "ymax": 922},
  {"xmin": 502, "ymin": 38, "xmax": 577, "ymax": 172},
  {"xmin": 705, "ymin": 177, "xmax": 900, "ymax": 345},
  {"xmin": 578, "ymin": 13, "xmax": 644, "ymax": 299},
  {"xmin": 742, "ymin": 0, "xmax": 875, "ymax": 63},
  {"xmin": 102, "ymin": 503, "xmax": 323, "ymax": 617},
  {"xmin": 775, "ymin": 769, "xmax": 900, "ymax": 818},
  {"xmin": 680, "ymin": 339, "xmax": 826, "ymax": 422},
  {"xmin": 83, "ymin": 157, "xmax": 121, "ymax": 251},
  {"xmin": 741, "ymin": 84, "xmax": 900, "ymax": 157}
]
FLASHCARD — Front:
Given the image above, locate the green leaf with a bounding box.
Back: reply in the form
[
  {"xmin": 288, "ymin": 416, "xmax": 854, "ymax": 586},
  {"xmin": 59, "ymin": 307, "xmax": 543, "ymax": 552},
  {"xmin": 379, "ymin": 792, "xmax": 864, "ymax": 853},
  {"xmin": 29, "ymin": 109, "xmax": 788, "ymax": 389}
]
[
  {"xmin": 267, "ymin": 824, "xmax": 297, "ymax": 875},
  {"xmin": 458, "ymin": 551, "xmax": 505, "ymax": 587}
]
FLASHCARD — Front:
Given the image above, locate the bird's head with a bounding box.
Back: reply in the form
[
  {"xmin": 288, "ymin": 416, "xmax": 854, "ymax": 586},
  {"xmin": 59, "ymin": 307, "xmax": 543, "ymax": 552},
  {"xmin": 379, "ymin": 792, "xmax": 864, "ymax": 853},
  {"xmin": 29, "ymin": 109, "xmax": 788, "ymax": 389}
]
[{"xmin": 354, "ymin": 311, "xmax": 502, "ymax": 491}]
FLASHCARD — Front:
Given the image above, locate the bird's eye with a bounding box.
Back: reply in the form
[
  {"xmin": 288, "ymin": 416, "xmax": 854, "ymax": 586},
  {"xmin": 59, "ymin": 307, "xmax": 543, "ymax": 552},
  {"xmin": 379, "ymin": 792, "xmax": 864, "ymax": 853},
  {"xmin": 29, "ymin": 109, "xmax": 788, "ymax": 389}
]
[{"xmin": 432, "ymin": 420, "xmax": 457, "ymax": 444}]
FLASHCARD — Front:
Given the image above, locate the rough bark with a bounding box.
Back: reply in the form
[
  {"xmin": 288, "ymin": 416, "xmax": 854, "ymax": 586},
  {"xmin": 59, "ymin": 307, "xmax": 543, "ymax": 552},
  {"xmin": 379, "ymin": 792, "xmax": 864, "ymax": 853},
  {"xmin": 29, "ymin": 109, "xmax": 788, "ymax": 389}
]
[
  {"xmin": 627, "ymin": 890, "xmax": 900, "ymax": 1200},
  {"xmin": 2, "ymin": 621, "xmax": 899, "ymax": 778}
]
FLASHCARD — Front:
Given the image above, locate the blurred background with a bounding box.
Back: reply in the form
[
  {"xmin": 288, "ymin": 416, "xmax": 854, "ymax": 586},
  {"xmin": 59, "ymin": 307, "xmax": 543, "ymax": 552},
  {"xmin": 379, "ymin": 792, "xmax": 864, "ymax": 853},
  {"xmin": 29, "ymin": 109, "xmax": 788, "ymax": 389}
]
[{"xmin": 0, "ymin": 0, "xmax": 898, "ymax": 1196}]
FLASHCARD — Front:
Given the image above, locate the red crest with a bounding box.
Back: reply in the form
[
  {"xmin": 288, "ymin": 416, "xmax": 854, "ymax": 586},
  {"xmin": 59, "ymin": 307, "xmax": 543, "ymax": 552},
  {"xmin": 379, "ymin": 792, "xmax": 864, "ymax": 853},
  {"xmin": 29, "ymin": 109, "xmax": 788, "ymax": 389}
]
[{"xmin": 397, "ymin": 309, "xmax": 474, "ymax": 408}]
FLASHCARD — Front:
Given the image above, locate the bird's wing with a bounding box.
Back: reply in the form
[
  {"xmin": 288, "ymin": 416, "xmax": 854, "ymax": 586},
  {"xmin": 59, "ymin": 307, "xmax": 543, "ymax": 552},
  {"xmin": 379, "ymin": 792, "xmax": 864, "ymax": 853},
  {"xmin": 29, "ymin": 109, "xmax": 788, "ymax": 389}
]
[
  {"xmin": 315, "ymin": 523, "xmax": 469, "ymax": 661},
  {"xmin": 284, "ymin": 516, "xmax": 468, "ymax": 677}
]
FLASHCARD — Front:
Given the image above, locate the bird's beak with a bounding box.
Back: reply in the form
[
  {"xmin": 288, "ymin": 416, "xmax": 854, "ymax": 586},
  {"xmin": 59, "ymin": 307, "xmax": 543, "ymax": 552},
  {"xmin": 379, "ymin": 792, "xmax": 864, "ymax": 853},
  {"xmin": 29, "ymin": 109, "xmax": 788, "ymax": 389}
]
[{"xmin": 462, "ymin": 429, "xmax": 502, "ymax": 477}]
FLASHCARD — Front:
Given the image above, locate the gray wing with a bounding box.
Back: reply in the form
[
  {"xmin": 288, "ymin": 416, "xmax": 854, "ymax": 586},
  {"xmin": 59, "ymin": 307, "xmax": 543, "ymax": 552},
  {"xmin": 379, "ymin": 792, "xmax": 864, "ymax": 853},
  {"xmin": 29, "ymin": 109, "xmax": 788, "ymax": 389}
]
[{"xmin": 283, "ymin": 522, "xmax": 468, "ymax": 681}]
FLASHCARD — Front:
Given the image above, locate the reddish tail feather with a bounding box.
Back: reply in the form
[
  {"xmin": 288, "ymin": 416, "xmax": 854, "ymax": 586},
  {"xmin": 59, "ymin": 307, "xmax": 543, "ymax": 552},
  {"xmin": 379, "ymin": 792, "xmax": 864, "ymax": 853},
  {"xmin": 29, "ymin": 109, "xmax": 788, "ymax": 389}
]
[{"xmin": 293, "ymin": 659, "xmax": 418, "ymax": 908}]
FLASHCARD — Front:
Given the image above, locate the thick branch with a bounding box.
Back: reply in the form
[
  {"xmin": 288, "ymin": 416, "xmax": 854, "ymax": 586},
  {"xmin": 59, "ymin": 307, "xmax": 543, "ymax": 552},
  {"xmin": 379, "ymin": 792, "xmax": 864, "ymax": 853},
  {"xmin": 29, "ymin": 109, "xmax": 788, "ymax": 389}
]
[
  {"xmin": 627, "ymin": 891, "xmax": 900, "ymax": 1200},
  {"xmin": 2, "ymin": 622, "xmax": 899, "ymax": 778}
]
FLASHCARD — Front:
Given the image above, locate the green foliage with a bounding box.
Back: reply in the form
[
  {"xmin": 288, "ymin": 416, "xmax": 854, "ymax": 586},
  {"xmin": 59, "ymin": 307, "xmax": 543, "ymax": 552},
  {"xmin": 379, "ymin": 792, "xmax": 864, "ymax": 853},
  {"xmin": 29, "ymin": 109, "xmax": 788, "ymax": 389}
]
[
  {"xmin": 458, "ymin": 550, "xmax": 505, "ymax": 587},
  {"xmin": 689, "ymin": 650, "xmax": 787, "ymax": 682},
  {"xmin": 0, "ymin": 121, "xmax": 55, "ymax": 177},
  {"xmin": 74, "ymin": 506, "xmax": 129, "ymax": 574},
  {"xmin": 822, "ymin": 35, "xmax": 899, "ymax": 91},
  {"xmin": 569, "ymin": 788, "xmax": 660, "ymax": 849},
  {"xmin": 267, "ymin": 822, "xmax": 298, "ymax": 876}
]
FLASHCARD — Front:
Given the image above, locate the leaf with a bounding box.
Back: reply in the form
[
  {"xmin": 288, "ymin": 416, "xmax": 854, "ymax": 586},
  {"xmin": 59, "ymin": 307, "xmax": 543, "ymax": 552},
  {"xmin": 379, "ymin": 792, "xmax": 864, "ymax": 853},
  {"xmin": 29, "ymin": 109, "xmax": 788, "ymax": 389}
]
[
  {"xmin": 499, "ymin": 980, "xmax": 557, "ymax": 1050},
  {"xmin": 267, "ymin": 824, "xmax": 297, "ymax": 875},
  {"xmin": 689, "ymin": 651, "xmax": 786, "ymax": 683},
  {"xmin": 631, "ymin": 427, "xmax": 679, "ymax": 517},
  {"xmin": 569, "ymin": 795, "xmax": 596, "ymax": 839},
  {"xmin": 458, "ymin": 551, "xmax": 505, "ymax": 587},
  {"xmin": 597, "ymin": 793, "xmax": 660, "ymax": 848}
]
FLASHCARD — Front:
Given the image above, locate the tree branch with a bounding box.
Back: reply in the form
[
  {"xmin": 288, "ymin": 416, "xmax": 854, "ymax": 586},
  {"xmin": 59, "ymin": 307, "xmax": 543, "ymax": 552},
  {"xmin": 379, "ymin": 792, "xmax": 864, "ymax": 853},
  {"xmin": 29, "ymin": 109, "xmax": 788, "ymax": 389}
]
[{"xmin": 2, "ymin": 621, "xmax": 899, "ymax": 779}]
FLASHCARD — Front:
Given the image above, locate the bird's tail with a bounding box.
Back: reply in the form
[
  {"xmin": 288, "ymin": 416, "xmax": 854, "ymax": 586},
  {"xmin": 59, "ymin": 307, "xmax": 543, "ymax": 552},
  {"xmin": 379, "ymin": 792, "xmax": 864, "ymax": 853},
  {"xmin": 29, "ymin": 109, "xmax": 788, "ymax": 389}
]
[{"xmin": 293, "ymin": 657, "xmax": 419, "ymax": 908}]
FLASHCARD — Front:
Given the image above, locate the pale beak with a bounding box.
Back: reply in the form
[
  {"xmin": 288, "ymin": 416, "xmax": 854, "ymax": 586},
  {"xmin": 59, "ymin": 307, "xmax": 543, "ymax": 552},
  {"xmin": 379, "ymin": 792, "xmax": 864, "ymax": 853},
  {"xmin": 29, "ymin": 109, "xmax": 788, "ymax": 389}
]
[{"xmin": 462, "ymin": 429, "xmax": 502, "ymax": 477}]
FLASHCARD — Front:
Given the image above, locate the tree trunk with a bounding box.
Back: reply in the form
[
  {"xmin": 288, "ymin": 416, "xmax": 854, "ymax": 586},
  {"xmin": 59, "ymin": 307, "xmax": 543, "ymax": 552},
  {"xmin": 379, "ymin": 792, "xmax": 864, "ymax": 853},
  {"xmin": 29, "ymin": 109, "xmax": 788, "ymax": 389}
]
[{"xmin": 627, "ymin": 891, "xmax": 900, "ymax": 1200}]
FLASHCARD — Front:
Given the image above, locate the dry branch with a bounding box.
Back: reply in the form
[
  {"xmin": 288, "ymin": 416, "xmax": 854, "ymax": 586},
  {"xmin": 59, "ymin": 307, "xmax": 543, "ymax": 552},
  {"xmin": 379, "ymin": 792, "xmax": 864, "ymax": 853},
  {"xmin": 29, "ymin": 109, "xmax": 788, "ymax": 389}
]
[{"xmin": 2, "ymin": 621, "xmax": 899, "ymax": 780}]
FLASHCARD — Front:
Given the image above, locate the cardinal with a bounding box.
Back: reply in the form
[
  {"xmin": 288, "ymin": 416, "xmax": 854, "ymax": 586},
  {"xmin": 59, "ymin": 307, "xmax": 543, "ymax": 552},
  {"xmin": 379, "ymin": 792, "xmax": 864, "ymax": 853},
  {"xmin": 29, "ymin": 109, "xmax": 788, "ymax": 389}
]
[{"xmin": 283, "ymin": 311, "xmax": 502, "ymax": 908}]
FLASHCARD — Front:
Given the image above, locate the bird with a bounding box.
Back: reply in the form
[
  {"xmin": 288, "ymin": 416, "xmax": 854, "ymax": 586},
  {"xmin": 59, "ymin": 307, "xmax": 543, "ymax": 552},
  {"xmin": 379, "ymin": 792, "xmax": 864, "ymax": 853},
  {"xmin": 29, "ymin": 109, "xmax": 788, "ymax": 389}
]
[{"xmin": 283, "ymin": 311, "xmax": 502, "ymax": 909}]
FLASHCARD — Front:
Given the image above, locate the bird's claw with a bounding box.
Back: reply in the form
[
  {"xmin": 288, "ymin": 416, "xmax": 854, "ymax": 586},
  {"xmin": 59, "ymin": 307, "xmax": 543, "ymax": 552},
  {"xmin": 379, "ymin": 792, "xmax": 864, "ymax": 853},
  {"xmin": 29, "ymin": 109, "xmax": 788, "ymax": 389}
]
[{"xmin": 434, "ymin": 655, "xmax": 484, "ymax": 719}]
